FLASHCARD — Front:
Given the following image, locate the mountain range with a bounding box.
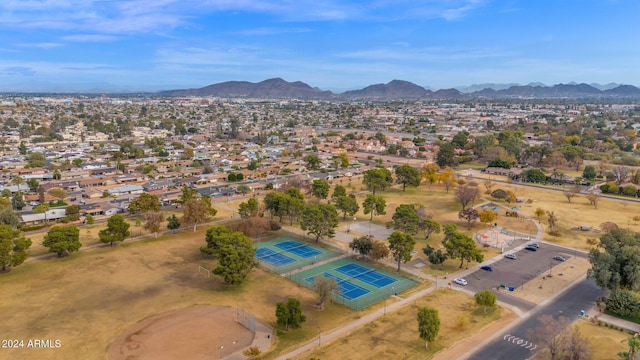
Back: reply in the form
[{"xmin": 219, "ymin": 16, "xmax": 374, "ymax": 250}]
[{"xmin": 159, "ymin": 78, "xmax": 640, "ymax": 100}]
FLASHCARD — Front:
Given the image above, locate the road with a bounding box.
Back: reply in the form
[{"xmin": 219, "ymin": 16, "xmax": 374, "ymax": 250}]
[{"xmin": 465, "ymin": 277, "xmax": 604, "ymax": 360}]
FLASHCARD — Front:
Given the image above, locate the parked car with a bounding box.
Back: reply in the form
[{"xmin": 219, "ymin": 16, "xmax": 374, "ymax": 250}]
[
  {"xmin": 525, "ymin": 245, "xmax": 538, "ymax": 251},
  {"xmin": 530, "ymin": 243, "xmax": 540, "ymax": 248},
  {"xmin": 28, "ymin": 201, "xmax": 40, "ymax": 206},
  {"xmin": 481, "ymin": 265, "xmax": 493, "ymax": 271},
  {"xmin": 504, "ymin": 253, "xmax": 517, "ymax": 260},
  {"xmin": 453, "ymin": 278, "xmax": 468, "ymax": 286},
  {"xmin": 553, "ymin": 255, "xmax": 567, "ymax": 262}
]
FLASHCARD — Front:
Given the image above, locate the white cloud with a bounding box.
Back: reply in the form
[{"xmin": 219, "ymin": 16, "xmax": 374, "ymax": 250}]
[
  {"xmin": 60, "ymin": 34, "xmax": 119, "ymax": 42},
  {"xmin": 16, "ymin": 42, "xmax": 64, "ymax": 49}
]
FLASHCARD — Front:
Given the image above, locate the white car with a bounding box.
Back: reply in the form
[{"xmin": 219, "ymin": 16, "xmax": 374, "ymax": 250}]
[
  {"xmin": 504, "ymin": 253, "xmax": 517, "ymax": 260},
  {"xmin": 453, "ymin": 278, "xmax": 468, "ymax": 286}
]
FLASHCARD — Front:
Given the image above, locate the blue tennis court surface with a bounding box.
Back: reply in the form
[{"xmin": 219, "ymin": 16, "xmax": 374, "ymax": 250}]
[
  {"xmin": 256, "ymin": 247, "xmax": 296, "ymax": 267},
  {"xmin": 305, "ymin": 273, "xmax": 370, "ymax": 300},
  {"xmin": 274, "ymin": 240, "xmax": 322, "ymax": 258},
  {"xmin": 335, "ymin": 263, "xmax": 397, "ymax": 288}
]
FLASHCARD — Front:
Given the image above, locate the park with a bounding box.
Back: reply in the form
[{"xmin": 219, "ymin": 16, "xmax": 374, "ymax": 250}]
[{"xmin": 1, "ymin": 166, "xmax": 639, "ymax": 360}]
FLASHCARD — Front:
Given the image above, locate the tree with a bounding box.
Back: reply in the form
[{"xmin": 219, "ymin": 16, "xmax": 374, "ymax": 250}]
[
  {"xmin": 99, "ymin": 214, "xmax": 131, "ymax": 246},
  {"xmin": 427, "ymin": 249, "xmax": 447, "ymax": 269},
  {"xmin": 436, "ymin": 141, "xmax": 456, "ymax": 168},
  {"xmin": 442, "ymin": 225, "xmax": 484, "ymax": 268},
  {"xmin": 562, "ymin": 327, "xmax": 592, "ymax": 360},
  {"xmin": 458, "ymin": 208, "xmax": 480, "ymax": 228},
  {"xmin": 479, "ymin": 210, "xmax": 497, "ymax": 225},
  {"xmin": 275, "ymin": 298, "xmax": 306, "ymax": 331},
  {"xmin": 349, "ymin": 236, "xmax": 373, "ymax": 257},
  {"xmin": 26, "ymin": 178, "xmax": 39, "ymax": 192},
  {"xmin": 178, "ymin": 185, "xmax": 198, "ymax": 204},
  {"xmin": 166, "ymin": 214, "xmax": 180, "ymax": 230},
  {"xmin": 42, "ymin": 225, "xmax": 81, "ymax": 257},
  {"xmin": 65, "ymin": 204, "xmax": 80, "ymax": 221},
  {"xmin": 455, "ymin": 184, "xmax": 480, "ymax": 210},
  {"xmin": 128, "ymin": 193, "xmax": 160, "ymax": 214},
  {"xmin": 300, "ymin": 203, "xmax": 339, "ymax": 243},
  {"xmin": 362, "ymin": 194, "xmax": 386, "ymax": 221},
  {"xmin": 618, "ymin": 335, "xmax": 640, "ymax": 360},
  {"xmin": 582, "ymin": 165, "xmax": 597, "ymax": 181},
  {"xmin": 85, "ymin": 214, "xmax": 94, "ymax": 225},
  {"xmin": 48, "ymin": 187, "xmax": 67, "ymax": 202},
  {"xmin": 362, "ymin": 168, "xmax": 393, "ymax": 194},
  {"xmin": 611, "ymin": 166, "xmax": 631, "ymax": 185},
  {"xmin": 439, "ymin": 167, "xmax": 457, "ymax": 193},
  {"xmin": 588, "ymin": 228, "xmax": 640, "ymax": 291},
  {"xmin": 418, "ymin": 215, "xmax": 441, "ymax": 240},
  {"xmin": 18, "ymin": 141, "xmax": 27, "ymax": 155},
  {"xmin": 311, "ymin": 179, "xmax": 330, "ymax": 200},
  {"xmin": 389, "ymin": 204, "xmax": 420, "ymax": 235},
  {"xmin": 264, "ymin": 191, "xmax": 289, "ymax": 222},
  {"xmin": 474, "ymin": 289, "xmax": 497, "ymax": 313},
  {"xmin": 331, "ymin": 184, "xmax": 346, "ymax": 200},
  {"xmin": 587, "ymin": 192, "xmax": 600, "ymax": 209},
  {"xmin": 388, "ymin": 231, "xmax": 416, "ymax": 271},
  {"xmin": 304, "ymin": 154, "xmax": 321, "ymax": 170},
  {"xmin": 563, "ymin": 186, "xmax": 580, "ymax": 203},
  {"xmin": 0, "ymin": 206, "xmax": 19, "ymax": 228},
  {"xmin": 335, "ymin": 195, "xmax": 359, "ymax": 220},
  {"xmin": 527, "ymin": 315, "xmax": 570, "ymax": 360},
  {"xmin": 417, "ymin": 307, "xmax": 440, "ymax": 350},
  {"xmin": 204, "ymin": 226, "xmax": 257, "ymax": 284},
  {"xmin": 547, "ymin": 211, "xmax": 558, "ymax": 231},
  {"xmin": 26, "ymin": 152, "xmax": 46, "ymax": 168},
  {"xmin": 238, "ymin": 198, "xmax": 260, "ymax": 218},
  {"xmin": 604, "ymin": 289, "xmax": 639, "ymax": 317},
  {"xmin": 11, "ymin": 192, "xmax": 25, "ymax": 210},
  {"xmin": 370, "ymin": 239, "xmax": 390, "ymax": 261},
  {"xmin": 395, "ymin": 165, "xmax": 421, "ymax": 191},
  {"xmin": 522, "ymin": 168, "xmax": 547, "ymax": 183},
  {"xmin": 0, "ymin": 225, "xmax": 31, "ymax": 271},
  {"xmin": 142, "ymin": 211, "xmax": 164, "ymax": 237},
  {"xmin": 311, "ymin": 274, "xmax": 340, "ymax": 308},
  {"xmin": 182, "ymin": 197, "xmax": 217, "ymax": 231},
  {"xmin": 421, "ymin": 163, "xmax": 440, "ymax": 188},
  {"xmin": 535, "ymin": 207, "xmax": 546, "ymax": 220}
]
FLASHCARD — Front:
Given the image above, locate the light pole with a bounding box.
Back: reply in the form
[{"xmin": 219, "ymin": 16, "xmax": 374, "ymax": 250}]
[{"xmin": 317, "ymin": 326, "xmax": 321, "ymax": 345}]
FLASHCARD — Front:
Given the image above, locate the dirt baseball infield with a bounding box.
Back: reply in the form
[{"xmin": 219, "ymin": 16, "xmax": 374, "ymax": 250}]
[{"xmin": 108, "ymin": 305, "xmax": 253, "ymax": 360}]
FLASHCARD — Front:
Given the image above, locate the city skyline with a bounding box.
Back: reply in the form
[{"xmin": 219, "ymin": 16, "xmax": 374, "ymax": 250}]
[{"xmin": 1, "ymin": 0, "xmax": 638, "ymax": 92}]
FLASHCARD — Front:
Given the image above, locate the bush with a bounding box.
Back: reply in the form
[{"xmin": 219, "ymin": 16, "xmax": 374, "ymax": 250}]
[
  {"xmin": 605, "ymin": 289, "xmax": 640, "ymax": 317},
  {"xmin": 270, "ymin": 220, "xmax": 281, "ymax": 231},
  {"xmin": 491, "ymin": 189, "xmax": 508, "ymax": 199}
]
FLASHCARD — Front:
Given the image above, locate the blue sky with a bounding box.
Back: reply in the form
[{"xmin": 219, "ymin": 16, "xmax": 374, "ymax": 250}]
[{"xmin": 0, "ymin": 0, "xmax": 638, "ymax": 92}]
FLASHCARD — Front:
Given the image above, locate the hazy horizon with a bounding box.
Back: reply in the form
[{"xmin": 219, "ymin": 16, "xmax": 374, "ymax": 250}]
[{"xmin": 1, "ymin": 1, "xmax": 638, "ymax": 92}]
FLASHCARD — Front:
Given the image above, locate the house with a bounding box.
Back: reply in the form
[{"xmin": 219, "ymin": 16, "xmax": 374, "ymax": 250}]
[
  {"xmin": 107, "ymin": 185, "xmax": 144, "ymax": 197},
  {"xmin": 21, "ymin": 208, "xmax": 67, "ymax": 225}
]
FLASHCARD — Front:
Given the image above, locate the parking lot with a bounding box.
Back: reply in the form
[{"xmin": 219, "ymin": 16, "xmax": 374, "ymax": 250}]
[{"xmin": 463, "ymin": 242, "xmax": 585, "ymax": 293}]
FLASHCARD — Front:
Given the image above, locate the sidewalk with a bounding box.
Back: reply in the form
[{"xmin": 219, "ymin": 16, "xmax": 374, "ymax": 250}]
[{"xmin": 585, "ymin": 308, "xmax": 640, "ymax": 333}]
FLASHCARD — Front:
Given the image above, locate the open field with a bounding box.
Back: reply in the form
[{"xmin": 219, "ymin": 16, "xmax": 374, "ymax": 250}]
[
  {"xmin": 298, "ymin": 288, "xmax": 514, "ymax": 360},
  {"xmin": 0, "ymin": 228, "xmax": 361, "ymax": 360},
  {"xmin": 574, "ymin": 319, "xmax": 630, "ymax": 360}
]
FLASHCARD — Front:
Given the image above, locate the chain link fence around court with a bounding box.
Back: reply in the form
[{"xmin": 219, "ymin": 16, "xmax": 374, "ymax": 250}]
[
  {"xmin": 256, "ymin": 248, "xmax": 339, "ymax": 275},
  {"xmin": 287, "ymin": 266, "xmax": 418, "ymax": 311},
  {"xmin": 236, "ymin": 307, "xmax": 256, "ymax": 333}
]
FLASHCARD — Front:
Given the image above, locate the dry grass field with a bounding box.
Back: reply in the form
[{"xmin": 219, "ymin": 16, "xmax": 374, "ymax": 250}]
[
  {"xmin": 7, "ymin": 172, "xmax": 634, "ymax": 359},
  {"xmin": 0, "ymin": 227, "xmax": 358, "ymax": 360},
  {"xmin": 298, "ymin": 288, "xmax": 514, "ymax": 360},
  {"xmin": 574, "ymin": 319, "xmax": 630, "ymax": 360}
]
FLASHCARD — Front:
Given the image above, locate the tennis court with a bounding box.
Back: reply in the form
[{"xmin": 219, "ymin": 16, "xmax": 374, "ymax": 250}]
[
  {"xmin": 254, "ymin": 236, "xmax": 339, "ymax": 274},
  {"xmin": 255, "ymin": 247, "xmax": 296, "ymax": 267},
  {"xmin": 305, "ymin": 272, "xmax": 370, "ymax": 300},
  {"xmin": 290, "ymin": 257, "xmax": 419, "ymax": 310},
  {"xmin": 334, "ymin": 263, "xmax": 397, "ymax": 288},
  {"xmin": 274, "ymin": 240, "xmax": 322, "ymax": 258}
]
